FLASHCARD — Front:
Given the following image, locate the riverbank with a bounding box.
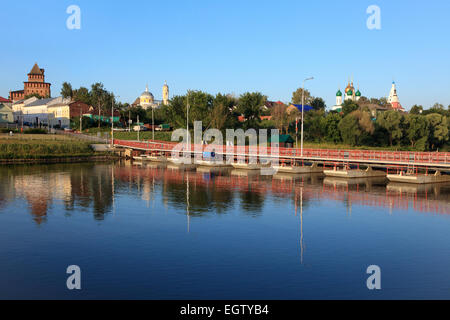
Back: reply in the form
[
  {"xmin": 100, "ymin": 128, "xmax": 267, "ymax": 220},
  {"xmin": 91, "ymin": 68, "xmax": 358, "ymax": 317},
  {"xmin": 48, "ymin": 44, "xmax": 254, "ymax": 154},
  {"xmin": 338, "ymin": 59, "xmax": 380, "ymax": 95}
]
[{"xmin": 0, "ymin": 134, "xmax": 118, "ymax": 164}]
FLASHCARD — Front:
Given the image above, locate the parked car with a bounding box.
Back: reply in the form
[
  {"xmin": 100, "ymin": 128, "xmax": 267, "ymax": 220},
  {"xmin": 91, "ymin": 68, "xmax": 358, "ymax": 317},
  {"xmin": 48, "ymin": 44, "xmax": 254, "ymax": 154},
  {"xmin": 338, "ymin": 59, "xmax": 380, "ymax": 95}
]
[{"xmin": 133, "ymin": 125, "xmax": 148, "ymax": 132}]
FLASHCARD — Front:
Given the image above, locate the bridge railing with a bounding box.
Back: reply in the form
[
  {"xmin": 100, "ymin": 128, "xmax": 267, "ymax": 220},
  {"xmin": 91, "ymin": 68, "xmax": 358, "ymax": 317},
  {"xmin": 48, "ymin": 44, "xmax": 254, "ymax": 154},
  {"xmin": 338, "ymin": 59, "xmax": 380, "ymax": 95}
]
[{"xmin": 113, "ymin": 139, "xmax": 450, "ymax": 165}]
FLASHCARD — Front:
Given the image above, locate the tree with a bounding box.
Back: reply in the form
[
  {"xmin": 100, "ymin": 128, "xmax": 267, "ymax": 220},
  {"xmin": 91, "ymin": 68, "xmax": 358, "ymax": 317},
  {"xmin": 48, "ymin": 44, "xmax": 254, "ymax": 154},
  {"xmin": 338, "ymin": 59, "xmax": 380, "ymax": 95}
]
[
  {"xmin": 187, "ymin": 90, "xmax": 214, "ymax": 127},
  {"xmin": 426, "ymin": 114, "xmax": 449, "ymax": 150},
  {"xmin": 61, "ymin": 82, "xmax": 73, "ymax": 99},
  {"xmin": 304, "ymin": 110, "xmax": 326, "ymax": 142},
  {"xmin": 207, "ymin": 93, "xmax": 237, "ymax": 130},
  {"xmin": 410, "ymin": 105, "xmax": 423, "ymax": 115},
  {"xmin": 358, "ymin": 96, "xmax": 370, "ymax": 104},
  {"xmin": 379, "ymin": 97, "xmax": 388, "ymax": 106},
  {"xmin": 291, "ymin": 88, "xmax": 312, "ymax": 105},
  {"xmin": 341, "ymin": 100, "xmax": 359, "ymax": 116},
  {"xmin": 271, "ymin": 103, "xmax": 288, "ymax": 133},
  {"xmin": 73, "ymin": 87, "xmax": 90, "ymax": 104},
  {"xmin": 128, "ymin": 106, "xmax": 147, "ymax": 123},
  {"xmin": 237, "ymin": 92, "xmax": 266, "ymax": 130},
  {"xmin": 322, "ymin": 113, "xmax": 342, "ymax": 143},
  {"xmin": 423, "ymin": 103, "xmax": 448, "ymax": 116},
  {"xmin": 166, "ymin": 95, "xmax": 188, "ymax": 129},
  {"xmin": 338, "ymin": 110, "xmax": 374, "ymax": 146},
  {"xmin": 310, "ymin": 97, "xmax": 326, "ymax": 111},
  {"xmin": 405, "ymin": 114, "xmax": 428, "ymax": 150},
  {"xmin": 376, "ymin": 110, "xmax": 404, "ymax": 146}
]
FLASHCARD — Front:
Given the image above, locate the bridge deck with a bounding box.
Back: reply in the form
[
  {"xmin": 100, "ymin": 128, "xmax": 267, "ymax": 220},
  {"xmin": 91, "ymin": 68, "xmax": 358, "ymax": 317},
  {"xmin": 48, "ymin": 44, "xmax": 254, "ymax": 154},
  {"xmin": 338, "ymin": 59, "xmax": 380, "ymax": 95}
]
[{"xmin": 113, "ymin": 139, "xmax": 450, "ymax": 169}]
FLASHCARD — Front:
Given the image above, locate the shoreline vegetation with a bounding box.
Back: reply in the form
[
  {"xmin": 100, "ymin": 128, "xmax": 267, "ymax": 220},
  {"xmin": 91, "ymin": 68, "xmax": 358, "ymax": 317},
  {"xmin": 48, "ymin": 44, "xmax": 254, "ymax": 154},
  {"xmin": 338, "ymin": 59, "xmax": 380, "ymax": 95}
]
[{"xmin": 0, "ymin": 134, "xmax": 117, "ymax": 163}]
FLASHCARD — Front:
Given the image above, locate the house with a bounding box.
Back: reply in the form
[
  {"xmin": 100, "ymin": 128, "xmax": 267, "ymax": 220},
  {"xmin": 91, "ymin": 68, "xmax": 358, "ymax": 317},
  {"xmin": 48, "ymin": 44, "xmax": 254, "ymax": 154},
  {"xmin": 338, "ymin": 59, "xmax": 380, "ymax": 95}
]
[
  {"xmin": 11, "ymin": 97, "xmax": 40, "ymax": 122},
  {"xmin": 47, "ymin": 101, "xmax": 91, "ymax": 128},
  {"xmin": 268, "ymin": 134, "xmax": 294, "ymax": 148},
  {"xmin": 83, "ymin": 107, "xmax": 121, "ymax": 123},
  {"xmin": 21, "ymin": 98, "xmax": 55, "ymax": 126},
  {"xmin": 262, "ymin": 100, "xmax": 284, "ymax": 112},
  {"xmin": 286, "ymin": 104, "xmax": 314, "ymax": 115},
  {"xmin": 359, "ymin": 103, "xmax": 391, "ymax": 119},
  {"xmin": 0, "ymin": 96, "xmax": 12, "ymax": 107},
  {"xmin": 0, "ymin": 104, "xmax": 14, "ymax": 124},
  {"xmin": 19, "ymin": 97, "xmax": 70, "ymax": 127}
]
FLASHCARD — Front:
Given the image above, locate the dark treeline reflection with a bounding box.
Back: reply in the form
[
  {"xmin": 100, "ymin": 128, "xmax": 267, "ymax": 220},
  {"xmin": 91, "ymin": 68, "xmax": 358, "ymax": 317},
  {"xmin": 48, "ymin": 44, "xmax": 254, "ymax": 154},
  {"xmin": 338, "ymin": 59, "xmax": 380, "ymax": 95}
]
[{"xmin": 0, "ymin": 161, "xmax": 449, "ymax": 224}]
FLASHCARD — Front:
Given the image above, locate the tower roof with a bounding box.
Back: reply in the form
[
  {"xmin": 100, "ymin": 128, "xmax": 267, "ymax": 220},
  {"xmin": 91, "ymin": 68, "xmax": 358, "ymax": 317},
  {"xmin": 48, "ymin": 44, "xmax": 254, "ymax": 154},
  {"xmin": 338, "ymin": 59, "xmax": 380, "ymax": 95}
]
[
  {"xmin": 355, "ymin": 90, "xmax": 361, "ymax": 96},
  {"xmin": 336, "ymin": 90, "xmax": 342, "ymax": 97},
  {"xmin": 29, "ymin": 63, "xmax": 43, "ymax": 75}
]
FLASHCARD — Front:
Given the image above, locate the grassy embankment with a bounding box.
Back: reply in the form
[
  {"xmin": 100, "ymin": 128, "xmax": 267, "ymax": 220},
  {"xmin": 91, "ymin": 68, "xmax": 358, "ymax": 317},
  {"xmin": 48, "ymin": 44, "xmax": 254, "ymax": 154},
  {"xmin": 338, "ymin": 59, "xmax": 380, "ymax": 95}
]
[{"xmin": 0, "ymin": 134, "xmax": 112, "ymax": 160}]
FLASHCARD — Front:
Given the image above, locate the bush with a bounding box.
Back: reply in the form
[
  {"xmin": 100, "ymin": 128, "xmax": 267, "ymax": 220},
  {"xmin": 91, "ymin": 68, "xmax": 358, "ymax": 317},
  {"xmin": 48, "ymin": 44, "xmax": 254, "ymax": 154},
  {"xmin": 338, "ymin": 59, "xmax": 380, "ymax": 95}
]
[
  {"xmin": 0, "ymin": 128, "xmax": 19, "ymax": 133},
  {"xmin": 24, "ymin": 128, "xmax": 47, "ymax": 134}
]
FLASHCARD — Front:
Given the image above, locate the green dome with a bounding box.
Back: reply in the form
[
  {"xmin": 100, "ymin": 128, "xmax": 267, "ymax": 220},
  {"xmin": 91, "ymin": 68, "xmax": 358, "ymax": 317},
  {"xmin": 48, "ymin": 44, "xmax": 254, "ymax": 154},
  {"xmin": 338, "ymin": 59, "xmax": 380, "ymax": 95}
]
[
  {"xmin": 355, "ymin": 90, "xmax": 361, "ymax": 96},
  {"xmin": 336, "ymin": 90, "xmax": 342, "ymax": 97},
  {"xmin": 347, "ymin": 90, "xmax": 353, "ymax": 96}
]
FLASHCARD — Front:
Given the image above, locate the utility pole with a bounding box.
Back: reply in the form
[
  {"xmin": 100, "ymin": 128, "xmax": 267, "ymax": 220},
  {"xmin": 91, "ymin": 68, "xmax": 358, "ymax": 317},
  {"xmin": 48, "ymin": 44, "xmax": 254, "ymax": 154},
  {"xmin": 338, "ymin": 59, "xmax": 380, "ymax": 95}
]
[
  {"xmin": 152, "ymin": 106, "xmax": 155, "ymax": 141},
  {"xmin": 137, "ymin": 114, "xmax": 140, "ymax": 141},
  {"xmin": 111, "ymin": 95, "xmax": 118, "ymax": 147},
  {"xmin": 186, "ymin": 91, "xmax": 190, "ymax": 154},
  {"xmin": 301, "ymin": 77, "xmax": 314, "ymax": 157},
  {"xmin": 111, "ymin": 98, "xmax": 114, "ymax": 147},
  {"xmin": 98, "ymin": 97, "xmax": 102, "ymax": 129}
]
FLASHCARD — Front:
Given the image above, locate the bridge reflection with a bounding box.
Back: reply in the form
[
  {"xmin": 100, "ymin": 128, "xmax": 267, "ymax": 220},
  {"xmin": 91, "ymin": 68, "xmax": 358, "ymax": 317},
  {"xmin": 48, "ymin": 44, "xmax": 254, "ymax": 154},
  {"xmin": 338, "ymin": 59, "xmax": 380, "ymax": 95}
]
[
  {"xmin": 115, "ymin": 162, "xmax": 450, "ymax": 216},
  {"xmin": 0, "ymin": 162, "xmax": 449, "ymax": 225}
]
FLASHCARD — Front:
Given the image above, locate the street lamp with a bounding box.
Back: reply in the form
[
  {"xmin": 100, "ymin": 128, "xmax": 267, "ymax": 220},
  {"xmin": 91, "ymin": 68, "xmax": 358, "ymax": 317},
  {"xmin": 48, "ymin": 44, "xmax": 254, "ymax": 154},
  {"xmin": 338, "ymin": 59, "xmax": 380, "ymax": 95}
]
[
  {"xmin": 111, "ymin": 95, "xmax": 119, "ymax": 148},
  {"xmin": 186, "ymin": 90, "xmax": 190, "ymax": 154},
  {"xmin": 300, "ymin": 77, "xmax": 314, "ymax": 157},
  {"xmin": 152, "ymin": 105, "xmax": 155, "ymax": 141}
]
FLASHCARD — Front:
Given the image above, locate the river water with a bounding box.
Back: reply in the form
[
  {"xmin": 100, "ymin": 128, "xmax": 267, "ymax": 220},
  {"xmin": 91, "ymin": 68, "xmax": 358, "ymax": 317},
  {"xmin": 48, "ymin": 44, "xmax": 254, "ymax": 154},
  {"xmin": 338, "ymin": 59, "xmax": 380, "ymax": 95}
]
[{"xmin": 0, "ymin": 162, "xmax": 449, "ymax": 299}]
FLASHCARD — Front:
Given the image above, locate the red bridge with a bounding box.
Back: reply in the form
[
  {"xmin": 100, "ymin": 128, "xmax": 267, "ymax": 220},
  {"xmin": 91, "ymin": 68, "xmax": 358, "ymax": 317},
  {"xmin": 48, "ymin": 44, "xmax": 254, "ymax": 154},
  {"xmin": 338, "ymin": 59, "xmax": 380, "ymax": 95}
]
[{"xmin": 113, "ymin": 139, "xmax": 450, "ymax": 171}]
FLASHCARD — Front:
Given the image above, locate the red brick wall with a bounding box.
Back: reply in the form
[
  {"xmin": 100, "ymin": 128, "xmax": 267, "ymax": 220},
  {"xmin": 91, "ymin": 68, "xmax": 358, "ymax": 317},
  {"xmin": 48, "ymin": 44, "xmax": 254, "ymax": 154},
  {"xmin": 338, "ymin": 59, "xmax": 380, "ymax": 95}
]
[{"xmin": 69, "ymin": 101, "xmax": 91, "ymax": 118}]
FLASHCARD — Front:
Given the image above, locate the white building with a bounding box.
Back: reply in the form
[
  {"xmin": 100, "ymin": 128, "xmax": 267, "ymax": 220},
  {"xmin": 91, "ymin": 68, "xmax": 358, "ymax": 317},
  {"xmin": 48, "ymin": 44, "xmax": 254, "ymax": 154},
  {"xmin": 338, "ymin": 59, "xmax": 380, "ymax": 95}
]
[
  {"xmin": 15, "ymin": 96, "xmax": 71, "ymax": 126},
  {"xmin": 11, "ymin": 97, "xmax": 39, "ymax": 122},
  {"xmin": 387, "ymin": 81, "xmax": 404, "ymax": 111}
]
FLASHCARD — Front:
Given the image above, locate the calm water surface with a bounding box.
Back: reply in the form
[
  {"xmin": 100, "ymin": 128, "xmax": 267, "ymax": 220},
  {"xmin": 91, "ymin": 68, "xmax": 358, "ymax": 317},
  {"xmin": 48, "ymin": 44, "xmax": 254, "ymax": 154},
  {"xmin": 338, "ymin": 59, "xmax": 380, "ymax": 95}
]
[{"xmin": 0, "ymin": 162, "xmax": 449, "ymax": 299}]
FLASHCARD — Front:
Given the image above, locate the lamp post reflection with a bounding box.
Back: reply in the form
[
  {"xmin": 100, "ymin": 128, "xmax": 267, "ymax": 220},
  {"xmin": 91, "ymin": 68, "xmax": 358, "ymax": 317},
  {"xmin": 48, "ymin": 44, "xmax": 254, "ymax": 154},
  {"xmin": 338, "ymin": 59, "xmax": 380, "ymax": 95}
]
[
  {"xmin": 187, "ymin": 171, "xmax": 190, "ymax": 233},
  {"xmin": 295, "ymin": 184, "xmax": 305, "ymax": 265}
]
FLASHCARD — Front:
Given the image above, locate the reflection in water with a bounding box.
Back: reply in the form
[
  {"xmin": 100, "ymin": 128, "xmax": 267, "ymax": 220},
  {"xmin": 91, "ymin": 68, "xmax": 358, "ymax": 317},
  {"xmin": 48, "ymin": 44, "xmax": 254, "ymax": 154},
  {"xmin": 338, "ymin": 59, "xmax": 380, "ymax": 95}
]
[
  {"xmin": 1, "ymin": 162, "xmax": 450, "ymax": 299},
  {"xmin": 0, "ymin": 162, "xmax": 449, "ymax": 225}
]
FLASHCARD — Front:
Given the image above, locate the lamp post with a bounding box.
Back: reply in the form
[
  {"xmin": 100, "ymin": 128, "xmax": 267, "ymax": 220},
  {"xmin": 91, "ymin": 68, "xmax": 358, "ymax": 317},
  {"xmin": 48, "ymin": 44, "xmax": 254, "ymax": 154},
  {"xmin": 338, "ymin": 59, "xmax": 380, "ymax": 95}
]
[
  {"xmin": 111, "ymin": 95, "xmax": 119, "ymax": 148},
  {"xmin": 152, "ymin": 106, "xmax": 155, "ymax": 141},
  {"xmin": 186, "ymin": 91, "xmax": 190, "ymax": 154},
  {"xmin": 300, "ymin": 77, "xmax": 314, "ymax": 157},
  {"xmin": 137, "ymin": 114, "xmax": 140, "ymax": 141}
]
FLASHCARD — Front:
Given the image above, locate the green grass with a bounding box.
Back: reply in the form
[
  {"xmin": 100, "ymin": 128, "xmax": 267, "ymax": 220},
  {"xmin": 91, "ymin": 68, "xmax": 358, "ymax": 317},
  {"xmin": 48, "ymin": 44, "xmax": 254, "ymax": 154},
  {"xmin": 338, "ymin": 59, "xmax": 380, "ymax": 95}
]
[
  {"xmin": 0, "ymin": 135, "xmax": 109, "ymax": 159},
  {"xmin": 96, "ymin": 131, "xmax": 173, "ymax": 141}
]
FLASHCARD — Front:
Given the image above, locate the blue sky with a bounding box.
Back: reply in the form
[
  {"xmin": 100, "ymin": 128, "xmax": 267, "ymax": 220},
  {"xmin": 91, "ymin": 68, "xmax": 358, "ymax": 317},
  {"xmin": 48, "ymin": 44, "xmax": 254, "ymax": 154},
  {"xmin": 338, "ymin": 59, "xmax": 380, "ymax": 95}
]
[{"xmin": 1, "ymin": 0, "xmax": 449, "ymax": 109}]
